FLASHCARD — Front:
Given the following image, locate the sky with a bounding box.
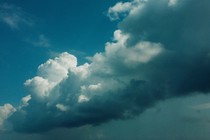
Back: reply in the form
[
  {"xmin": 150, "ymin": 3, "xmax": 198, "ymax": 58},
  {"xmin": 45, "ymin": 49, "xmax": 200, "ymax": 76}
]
[{"xmin": 1, "ymin": 0, "xmax": 210, "ymax": 139}]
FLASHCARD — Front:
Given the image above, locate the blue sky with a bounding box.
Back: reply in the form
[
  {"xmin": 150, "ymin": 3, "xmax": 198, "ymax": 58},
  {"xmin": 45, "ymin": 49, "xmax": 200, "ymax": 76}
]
[
  {"xmin": 1, "ymin": 0, "xmax": 210, "ymax": 139},
  {"xmin": 0, "ymin": 0, "xmax": 121, "ymax": 105}
]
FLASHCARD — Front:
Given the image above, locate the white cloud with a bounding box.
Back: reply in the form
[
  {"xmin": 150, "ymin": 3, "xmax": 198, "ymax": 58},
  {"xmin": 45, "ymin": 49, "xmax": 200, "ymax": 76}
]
[
  {"xmin": 0, "ymin": 104, "xmax": 16, "ymax": 130},
  {"xmin": 20, "ymin": 95, "xmax": 32, "ymax": 108},
  {"xmin": 0, "ymin": 3, "xmax": 33, "ymax": 29},
  {"xmin": 31, "ymin": 34, "xmax": 51, "ymax": 48},
  {"xmin": 107, "ymin": 0, "xmax": 182, "ymax": 21},
  {"xmin": 24, "ymin": 52, "xmax": 78, "ymax": 103},
  {"xmin": 78, "ymin": 95, "xmax": 90, "ymax": 103},
  {"xmin": 3, "ymin": 0, "xmax": 210, "ymax": 134},
  {"xmin": 56, "ymin": 104, "xmax": 69, "ymax": 112},
  {"xmin": 24, "ymin": 76, "xmax": 55, "ymax": 102},
  {"xmin": 9, "ymin": 28, "xmax": 163, "ymax": 132},
  {"xmin": 88, "ymin": 83, "xmax": 102, "ymax": 91},
  {"xmin": 37, "ymin": 52, "xmax": 77, "ymax": 82},
  {"xmin": 107, "ymin": 2, "xmax": 132, "ymax": 20},
  {"xmin": 80, "ymin": 83, "xmax": 102, "ymax": 94},
  {"xmin": 122, "ymin": 41, "xmax": 163, "ymax": 64},
  {"xmin": 93, "ymin": 30, "xmax": 163, "ymax": 68},
  {"xmin": 107, "ymin": 0, "xmax": 147, "ymax": 20}
]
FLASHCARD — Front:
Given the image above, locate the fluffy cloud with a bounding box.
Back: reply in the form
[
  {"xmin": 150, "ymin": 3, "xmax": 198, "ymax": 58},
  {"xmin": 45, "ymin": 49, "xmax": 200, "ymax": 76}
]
[
  {"xmin": 24, "ymin": 52, "xmax": 78, "ymax": 103},
  {"xmin": 0, "ymin": 104, "xmax": 16, "ymax": 130},
  {"xmin": 107, "ymin": 0, "xmax": 148, "ymax": 20},
  {"xmin": 3, "ymin": 0, "xmax": 210, "ymax": 133},
  {"xmin": 107, "ymin": 2, "xmax": 132, "ymax": 20},
  {"xmin": 7, "ymin": 29, "xmax": 163, "ymax": 132}
]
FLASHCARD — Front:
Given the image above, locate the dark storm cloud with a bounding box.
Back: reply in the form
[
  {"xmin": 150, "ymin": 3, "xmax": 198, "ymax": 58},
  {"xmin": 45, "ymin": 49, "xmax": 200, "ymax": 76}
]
[
  {"xmin": 119, "ymin": 0, "xmax": 210, "ymax": 94},
  {"xmin": 1, "ymin": 0, "xmax": 210, "ymax": 133}
]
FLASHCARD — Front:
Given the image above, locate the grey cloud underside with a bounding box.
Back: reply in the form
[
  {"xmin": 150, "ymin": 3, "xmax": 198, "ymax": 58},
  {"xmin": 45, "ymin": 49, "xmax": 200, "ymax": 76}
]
[
  {"xmin": 119, "ymin": 0, "xmax": 210, "ymax": 94},
  {"xmin": 7, "ymin": 0, "xmax": 210, "ymax": 133}
]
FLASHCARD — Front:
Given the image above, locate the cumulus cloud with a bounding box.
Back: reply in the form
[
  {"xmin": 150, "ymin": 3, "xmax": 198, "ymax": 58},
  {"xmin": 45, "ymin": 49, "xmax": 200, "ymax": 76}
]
[
  {"xmin": 0, "ymin": 3, "xmax": 33, "ymax": 29},
  {"xmin": 107, "ymin": 2, "xmax": 132, "ymax": 20},
  {"xmin": 2, "ymin": 0, "xmax": 210, "ymax": 133},
  {"xmin": 0, "ymin": 104, "xmax": 16, "ymax": 130},
  {"xmin": 8, "ymin": 29, "xmax": 164, "ymax": 132},
  {"xmin": 24, "ymin": 52, "xmax": 77, "ymax": 103}
]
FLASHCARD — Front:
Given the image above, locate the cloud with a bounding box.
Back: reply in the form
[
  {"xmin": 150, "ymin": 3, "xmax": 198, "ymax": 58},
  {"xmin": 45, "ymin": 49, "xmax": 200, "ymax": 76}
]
[
  {"xmin": 24, "ymin": 52, "xmax": 77, "ymax": 102},
  {"xmin": 56, "ymin": 104, "xmax": 69, "ymax": 112},
  {"xmin": 168, "ymin": 0, "xmax": 178, "ymax": 6},
  {"xmin": 0, "ymin": 3, "xmax": 33, "ymax": 29},
  {"xmin": 0, "ymin": 104, "xmax": 16, "ymax": 130},
  {"xmin": 2, "ymin": 95, "xmax": 210, "ymax": 140},
  {"xmin": 107, "ymin": 0, "xmax": 147, "ymax": 20},
  {"xmin": 8, "ymin": 29, "xmax": 164, "ymax": 132},
  {"xmin": 19, "ymin": 95, "xmax": 31, "ymax": 108},
  {"xmin": 2, "ymin": 0, "xmax": 210, "ymax": 133},
  {"xmin": 191, "ymin": 103, "xmax": 210, "ymax": 110},
  {"xmin": 107, "ymin": 2, "xmax": 132, "ymax": 20},
  {"xmin": 27, "ymin": 34, "xmax": 51, "ymax": 48},
  {"xmin": 119, "ymin": 0, "xmax": 210, "ymax": 94}
]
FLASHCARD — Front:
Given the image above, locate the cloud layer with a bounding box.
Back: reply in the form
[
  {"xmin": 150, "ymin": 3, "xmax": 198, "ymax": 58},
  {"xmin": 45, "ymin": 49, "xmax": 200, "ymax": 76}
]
[{"xmin": 1, "ymin": 0, "xmax": 210, "ymax": 133}]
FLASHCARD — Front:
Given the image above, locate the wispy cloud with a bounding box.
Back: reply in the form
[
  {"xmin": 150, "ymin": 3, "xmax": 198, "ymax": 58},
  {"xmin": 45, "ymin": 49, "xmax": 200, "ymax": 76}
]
[
  {"xmin": 26, "ymin": 34, "xmax": 51, "ymax": 48},
  {"xmin": 0, "ymin": 3, "xmax": 33, "ymax": 29},
  {"xmin": 32, "ymin": 34, "xmax": 51, "ymax": 47},
  {"xmin": 192, "ymin": 103, "xmax": 210, "ymax": 110}
]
